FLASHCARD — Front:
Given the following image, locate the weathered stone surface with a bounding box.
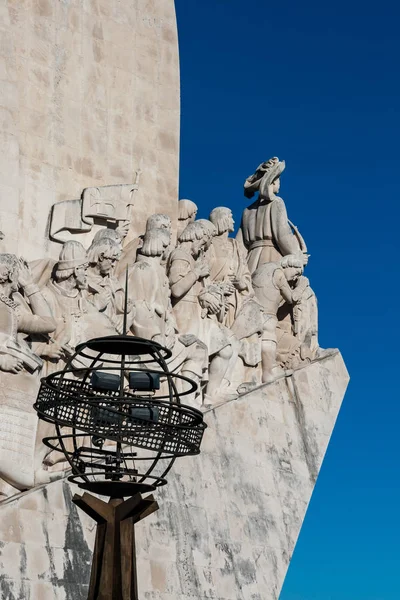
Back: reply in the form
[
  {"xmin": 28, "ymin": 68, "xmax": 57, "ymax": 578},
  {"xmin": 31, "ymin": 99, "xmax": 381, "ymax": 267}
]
[
  {"xmin": 0, "ymin": 352, "xmax": 348, "ymax": 599},
  {"xmin": 0, "ymin": 0, "xmax": 180, "ymax": 259}
]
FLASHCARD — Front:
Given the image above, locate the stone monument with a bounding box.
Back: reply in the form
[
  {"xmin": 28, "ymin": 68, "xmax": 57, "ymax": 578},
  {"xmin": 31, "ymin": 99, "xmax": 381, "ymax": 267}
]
[{"xmin": 0, "ymin": 1, "xmax": 349, "ymax": 599}]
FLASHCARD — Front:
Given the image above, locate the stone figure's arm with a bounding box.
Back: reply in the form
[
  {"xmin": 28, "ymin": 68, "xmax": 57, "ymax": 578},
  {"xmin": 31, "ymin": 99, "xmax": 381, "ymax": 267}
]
[
  {"xmin": 131, "ymin": 300, "xmax": 160, "ymax": 340},
  {"xmin": 129, "ymin": 267, "xmax": 164, "ymax": 340},
  {"xmin": 168, "ymin": 258, "xmax": 197, "ymax": 300},
  {"xmin": 30, "ymin": 289, "xmax": 68, "ymax": 360},
  {"xmin": 235, "ymin": 222, "xmax": 248, "ymax": 254},
  {"xmin": 17, "ymin": 260, "xmax": 55, "ymax": 321},
  {"xmin": 270, "ymin": 199, "xmax": 301, "ymax": 256},
  {"xmin": 291, "ymin": 276, "xmax": 310, "ymax": 304},
  {"xmin": 18, "ymin": 310, "xmax": 57, "ymax": 334},
  {"xmin": 274, "ymin": 270, "xmax": 294, "ymax": 305},
  {"xmin": 16, "ymin": 288, "xmax": 57, "ymax": 335},
  {"xmin": 233, "ymin": 240, "xmax": 252, "ymax": 293}
]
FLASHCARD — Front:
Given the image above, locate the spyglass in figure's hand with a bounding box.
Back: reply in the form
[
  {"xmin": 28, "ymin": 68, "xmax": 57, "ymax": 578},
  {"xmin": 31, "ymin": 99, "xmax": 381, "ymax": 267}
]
[{"xmin": 34, "ymin": 334, "xmax": 206, "ymax": 498}]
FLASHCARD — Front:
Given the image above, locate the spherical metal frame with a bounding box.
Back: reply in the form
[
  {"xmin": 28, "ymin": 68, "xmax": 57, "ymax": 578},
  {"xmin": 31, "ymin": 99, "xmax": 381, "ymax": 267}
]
[{"xmin": 34, "ymin": 335, "xmax": 207, "ymax": 497}]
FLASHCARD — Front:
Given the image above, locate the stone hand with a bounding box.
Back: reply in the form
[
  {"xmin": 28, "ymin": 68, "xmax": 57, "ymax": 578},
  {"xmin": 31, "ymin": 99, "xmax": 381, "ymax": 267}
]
[
  {"xmin": 200, "ymin": 292, "xmax": 220, "ymax": 314},
  {"xmin": 41, "ymin": 343, "xmax": 66, "ymax": 360},
  {"xmin": 223, "ymin": 281, "xmax": 236, "ymax": 295},
  {"xmin": 232, "ymin": 278, "xmax": 247, "ymax": 292},
  {"xmin": 195, "ymin": 260, "xmax": 210, "ymax": 279},
  {"xmin": 17, "ymin": 258, "xmax": 33, "ymax": 288},
  {"xmin": 116, "ymin": 221, "xmax": 130, "ymax": 240},
  {"xmin": 0, "ymin": 354, "xmax": 24, "ymax": 373}
]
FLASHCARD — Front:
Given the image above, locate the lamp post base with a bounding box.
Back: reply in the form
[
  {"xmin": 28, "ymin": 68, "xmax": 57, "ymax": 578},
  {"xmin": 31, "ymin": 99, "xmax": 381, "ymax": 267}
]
[{"xmin": 73, "ymin": 492, "xmax": 159, "ymax": 600}]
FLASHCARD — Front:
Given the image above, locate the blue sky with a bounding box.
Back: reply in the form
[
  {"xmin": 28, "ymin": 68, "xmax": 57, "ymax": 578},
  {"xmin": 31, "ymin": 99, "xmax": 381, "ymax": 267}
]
[{"xmin": 175, "ymin": 1, "xmax": 399, "ymax": 598}]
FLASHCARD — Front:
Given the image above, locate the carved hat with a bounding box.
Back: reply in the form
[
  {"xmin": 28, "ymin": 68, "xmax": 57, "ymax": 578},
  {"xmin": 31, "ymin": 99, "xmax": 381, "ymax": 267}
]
[
  {"xmin": 57, "ymin": 241, "xmax": 88, "ymax": 271},
  {"xmin": 244, "ymin": 157, "xmax": 286, "ymax": 199}
]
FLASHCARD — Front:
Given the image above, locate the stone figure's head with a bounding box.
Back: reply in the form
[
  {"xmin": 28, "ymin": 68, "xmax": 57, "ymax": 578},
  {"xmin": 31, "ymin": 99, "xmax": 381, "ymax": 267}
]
[
  {"xmin": 0, "ymin": 253, "xmax": 19, "ymax": 295},
  {"xmin": 281, "ymin": 254, "xmax": 304, "ymax": 284},
  {"xmin": 87, "ymin": 237, "xmax": 119, "ymax": 276},
  {"xmin": 196, "ymin": 219, "xmax": 217, "ymax": 250},
  {"xmin": 92, "ymin": 228, "xmax": 123, "ymax": 258},
  {"xmin": 54, "ymin": 241, "xmax": 89, "ymax": 290},
  {"xmin": 260, "ymin": 157, "xmax": 285, "ymax": 198},
  {"xmin": 244, "ymin": 157, "xmax": 285, "ymax": 200},
  {"xmin": 178, "ymin": 221, "xmax": 206, "ymax": 257},
  {"xmin": 209, "ymin": 207, "xmax": 234, "ymax": 234},
  {"xmin": 178, "ymin": 199, "xmax": 198, "ymax": 222},
  {"xmin": 178, "ymin": 200, "xmax": 198, "ymax": 237},
  {"xmin": 145, "ymin": 214, "xmax": 172, "ymax": 244},
  {"xmin": 141, "ymin": 229, "xmax": 170, "ymax": 258}
]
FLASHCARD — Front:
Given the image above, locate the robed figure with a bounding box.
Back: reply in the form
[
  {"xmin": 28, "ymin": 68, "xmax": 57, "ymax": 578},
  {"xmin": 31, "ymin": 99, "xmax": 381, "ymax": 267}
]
[{"xmin": 236, "ymin": 157, "xmax": 307, "ymax": 273}]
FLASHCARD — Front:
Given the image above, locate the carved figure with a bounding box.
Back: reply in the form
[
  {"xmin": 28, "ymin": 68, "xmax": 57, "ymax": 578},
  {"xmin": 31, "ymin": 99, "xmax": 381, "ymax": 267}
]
[
  {"xmin": 208, "ymin": 208, "xmax": 264, "ymax": 377},
  {"xmin": 237, "ymin": 157, "xmax": 308, "ymax": 273},
  {"xmin": 129, "ymin": 228, "xmax": 207, "ymax": 407},
  {"xmin": 0, "ymin": 255, "xmax": 56, "ymax": 373},
  {"xmin": 39, "ymin": 241, "xmax": 116, "ymax": 372},
  {"xmin": 177, "ymin": 199, "xmax": 198, "ymax": 239},
  {"xmin": 87, "ymin": 237, "xmax": 133, "ymax": 333},
  {"xmin": 208, "ymin": 208, "xmax": 252, "ymax": 327},
  {"xmin": 275, "ymin": 262, "xmax": 320, "ymax": 368},
  {"xmin": 115, "ymin": 213, "xmax": 172, "ymax": 278},
  {"xmin": 0, "ymin": 254, "xmax": 57, "ymax": 492},
  {"xmin": 252, "ymin": 255, "xmax": 308, "ymax": 383},
  {"xmin": 169, "ymin": 222, "xmax": 238, "ymax": 405}
]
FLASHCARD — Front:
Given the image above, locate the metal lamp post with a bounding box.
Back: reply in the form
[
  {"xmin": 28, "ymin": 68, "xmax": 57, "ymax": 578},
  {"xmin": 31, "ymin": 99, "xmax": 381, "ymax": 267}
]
[{"xmin": 34, "ymin": 334, "xmax": 206, "ymax": 600}]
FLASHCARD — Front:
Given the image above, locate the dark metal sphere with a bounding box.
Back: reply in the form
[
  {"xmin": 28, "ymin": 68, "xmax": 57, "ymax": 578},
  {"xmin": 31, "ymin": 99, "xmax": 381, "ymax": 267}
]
[{"xmin": 34, "ymin": 335, "xmax": 207, "ymax": 497}]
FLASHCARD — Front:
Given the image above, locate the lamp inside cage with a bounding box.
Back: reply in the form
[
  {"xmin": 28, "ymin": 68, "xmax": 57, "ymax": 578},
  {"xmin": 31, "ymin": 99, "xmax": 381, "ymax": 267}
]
[{"xmin": 34, "ymin": 334, "xmax": 206, "ymax": 498}]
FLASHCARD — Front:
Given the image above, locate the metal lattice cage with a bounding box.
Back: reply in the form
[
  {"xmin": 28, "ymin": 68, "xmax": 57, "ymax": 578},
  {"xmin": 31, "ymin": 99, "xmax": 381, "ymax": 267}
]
[{"xmin": 34, "ymin": 335, "xmax": 207, "ymax": 497}]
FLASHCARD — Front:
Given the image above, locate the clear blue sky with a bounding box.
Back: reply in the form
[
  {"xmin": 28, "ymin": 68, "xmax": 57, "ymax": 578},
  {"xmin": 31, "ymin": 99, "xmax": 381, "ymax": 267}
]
[{"xmin": 175, "ymin": 1, "xmax": 399, "ymax": 598}]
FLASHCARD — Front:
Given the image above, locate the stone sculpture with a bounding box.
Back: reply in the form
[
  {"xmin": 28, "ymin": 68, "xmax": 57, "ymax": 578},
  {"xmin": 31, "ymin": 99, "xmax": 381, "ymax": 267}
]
[
  {"xmin": 275, "ymin": 264, "xmax": 320, "ymax": 369},
  {"xmin": 49, "ymin": 179, "xmax": 141, "ymax": 244},
  {"xmin": 38, "ymin": 241, "xmax": 116, "ymax": 374},
  {"xmin": 115, "ymin": 213, "xmax": 172, "ymax": 277},
  {"xmin": 252, "ymin": 255, "xmax": 309, "ymax": 382},
  {"xmin": 0, "ymin": 157, "xmax": 326, "ymax": 498},
  {"xmin": 128, "ymin": 228, "xmax": 206, "ymax": 406},
  {"xmin": 207, "ymin": 208, "xmax": 265, "ymax": 383},
  {"xmin": 169, "ymin": 221, "xmax": 238, "ymax": 405},
  {"xmin": 177, "ymin": 199, "xmax": 198, "ymax": 238},
  {"xmin": 237, "ymin": 157, "xmax": 308, "ymax": 273},
  {"xmin": 0, "ymin": 255, "xmax": 58, "ymax": 493},
  {"xmin": 87, "ymin": 236, "xmax": 133, "ymax": 333},
  {"xmin": 0, "ymin": 255, "xmax": 56, "ymax": 374},
  {"xmin": 208, "ymin": 208, "xmax": 252, "ymax": 327}
]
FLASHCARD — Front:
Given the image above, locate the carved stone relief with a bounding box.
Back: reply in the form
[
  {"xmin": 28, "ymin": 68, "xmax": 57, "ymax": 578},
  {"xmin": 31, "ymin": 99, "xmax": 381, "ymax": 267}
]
[
  {"xmin": 0, "ymin": 158, "xmax": 325, "ymax": 499},
  {"xmin": 49, "ymin": 178, "xmax": 141, "ymax": 246}
]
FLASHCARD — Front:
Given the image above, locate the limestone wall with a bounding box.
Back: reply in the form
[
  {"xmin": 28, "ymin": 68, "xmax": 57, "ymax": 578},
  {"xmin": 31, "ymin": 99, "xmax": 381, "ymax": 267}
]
[
  {"xmin": 0, "ymin": 352, "xmax": 349, "ymax": 600},
  {"xmin": 0, "ymin": 0, "xmax": 180, "ymax": 259}
]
